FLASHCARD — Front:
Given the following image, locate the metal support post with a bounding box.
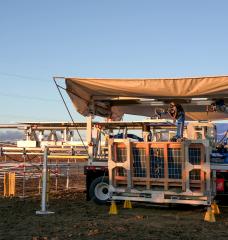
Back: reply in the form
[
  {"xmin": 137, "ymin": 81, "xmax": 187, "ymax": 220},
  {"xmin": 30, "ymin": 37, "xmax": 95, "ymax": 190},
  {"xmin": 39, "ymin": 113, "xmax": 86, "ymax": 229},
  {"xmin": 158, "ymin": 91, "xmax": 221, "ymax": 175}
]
[
  {"xmin": 36, "ymin": 147, "xmax": 54, "ymax": 215},
  {"xmin": 87, "ymin": 115, "xmax": 93, "ymax": 164},
  {"xmin": 66, "ymin": 158, "xmax": 70, "ymax": 190},
  {"xmin": 22, "ymin": 151, "xmax": 26, "ymax": 198},
  {"xmin": 55, "ymin": 159, "xmax": 58, "ymax": 191}
]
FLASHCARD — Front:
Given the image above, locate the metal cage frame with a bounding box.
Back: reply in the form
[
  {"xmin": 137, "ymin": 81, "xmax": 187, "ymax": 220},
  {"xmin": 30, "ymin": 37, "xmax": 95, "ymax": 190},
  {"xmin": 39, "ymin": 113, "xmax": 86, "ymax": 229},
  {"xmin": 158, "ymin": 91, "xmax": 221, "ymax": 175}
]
[{"xmin": 108, "ymin": 139, "xmax": 213, "ymax": 205}]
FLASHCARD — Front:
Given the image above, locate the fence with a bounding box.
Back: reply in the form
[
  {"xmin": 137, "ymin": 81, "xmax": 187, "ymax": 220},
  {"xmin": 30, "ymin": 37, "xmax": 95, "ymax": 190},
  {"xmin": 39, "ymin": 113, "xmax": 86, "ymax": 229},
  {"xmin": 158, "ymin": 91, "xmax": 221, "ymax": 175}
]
[{"xmin": 0, "ymin": 157, "xmax": 86, "ymax": 197}]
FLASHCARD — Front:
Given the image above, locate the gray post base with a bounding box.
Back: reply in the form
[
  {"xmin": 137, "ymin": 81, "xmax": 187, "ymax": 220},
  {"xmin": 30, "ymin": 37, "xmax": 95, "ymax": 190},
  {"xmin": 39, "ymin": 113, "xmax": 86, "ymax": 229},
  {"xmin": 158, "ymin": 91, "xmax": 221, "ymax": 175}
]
[{"xmin": 36, "ymin": 210, "xmax": 55, "ymax": 215}]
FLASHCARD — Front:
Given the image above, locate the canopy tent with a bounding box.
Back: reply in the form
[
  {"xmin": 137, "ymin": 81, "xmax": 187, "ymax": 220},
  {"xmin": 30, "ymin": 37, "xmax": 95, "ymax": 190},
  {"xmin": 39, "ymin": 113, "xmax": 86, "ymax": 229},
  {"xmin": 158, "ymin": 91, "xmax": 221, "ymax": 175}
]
[{"xmin": 64, "ymin": 76, "xmax": 228, "ymax": 121}]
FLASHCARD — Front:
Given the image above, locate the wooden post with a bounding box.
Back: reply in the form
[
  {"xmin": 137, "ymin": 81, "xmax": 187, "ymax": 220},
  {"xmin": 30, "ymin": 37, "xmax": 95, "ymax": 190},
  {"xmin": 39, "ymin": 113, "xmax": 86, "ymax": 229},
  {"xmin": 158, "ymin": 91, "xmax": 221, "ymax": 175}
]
[
  {"xmin": 4, "ymin": 173, "xmax": 9, "ymax": 197},
  {"xmin": 126, "ymin": 140, "xmax": 133, "ymax": 189},
  {"xmin": 200, "ymin": 144, "xmax": 205, "ymax": 193},
  {"xmin": 181, "ymin": 142, "xmax": 186, "ymax": 192},
  {"xmin": 146, "ymin": 143, "xmax": 150, "ymax": 190},
  {"xmin": 4, "ymin": 172, "xmax": 16, "ymax": 197},
  {"xmin": 184, "ymin": 142, "xmax": 190, "ymax": 192},
  {"xmin": 164, "ymin": 144, "xmax": 168, "ymax": 191},
  {"xmin": 9, "ymin": 172, "xmax": 16, "ymax": 196}
]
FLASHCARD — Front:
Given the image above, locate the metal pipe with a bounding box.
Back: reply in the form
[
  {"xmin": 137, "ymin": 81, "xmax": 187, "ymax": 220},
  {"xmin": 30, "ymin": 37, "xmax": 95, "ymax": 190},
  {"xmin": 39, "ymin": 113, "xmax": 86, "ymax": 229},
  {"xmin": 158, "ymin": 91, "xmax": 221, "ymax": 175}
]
[
  {"xmin": 2, "ymin": 152, "xmax": 44, "ymax": 155},
  {"xmin": 2, "ymin": 146, "xmax": 88, "ymax": 151},
  {"xmin": 36, "ymin": 147, "xmax": 54, "ymax": 215},
  {"xmin": 66, "ymin": 158, "xmax": 70, "ymax": 190},
  {"xmin": 55, "ymin": 158, "xmax": 58, "ymax": 191},
  {"xmin": 22, "ymin": 154, "xmax": 26, "ymax": 198},
  {"xmin": 41, "ymin": 147, "xmax": 48, "ymax": 211},
  {"xmin": 0, "ymin": 124, "xmax": 27, "ymax": 129}
]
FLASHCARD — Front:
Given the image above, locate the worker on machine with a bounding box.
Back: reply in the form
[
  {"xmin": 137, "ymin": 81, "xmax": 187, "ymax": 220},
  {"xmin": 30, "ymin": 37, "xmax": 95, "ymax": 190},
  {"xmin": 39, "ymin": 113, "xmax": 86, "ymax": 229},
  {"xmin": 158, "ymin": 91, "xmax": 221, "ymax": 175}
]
[
  {"xmin": 154, "ymin": 102, "xmax": 185, "ymax": 141},
  {"xmin": 167, "ymin": 102, "xmax": 185, "ymax": 141},
  {"xmin": 142, "ymin": 124, "xmax": 152, "ymax": 142}
]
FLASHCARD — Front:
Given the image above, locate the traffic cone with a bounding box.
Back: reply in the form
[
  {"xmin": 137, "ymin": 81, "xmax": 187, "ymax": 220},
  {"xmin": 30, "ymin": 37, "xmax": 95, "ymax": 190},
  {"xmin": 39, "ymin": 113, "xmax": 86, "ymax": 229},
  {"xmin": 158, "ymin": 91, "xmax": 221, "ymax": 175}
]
[
  {"xmin": 211, "ymin": 202, "xmax": 220, "ymax": 215},
  {"xmin": 123, "ymin": 200, "xmax": 132, "ymax": 209},
  {"xmin": 109, "ymin": 201, "xmax": 118, "ymax": 215},
  {"xmin": 204, "ymin": 207, "xmax": 216, "ymax": 222}
]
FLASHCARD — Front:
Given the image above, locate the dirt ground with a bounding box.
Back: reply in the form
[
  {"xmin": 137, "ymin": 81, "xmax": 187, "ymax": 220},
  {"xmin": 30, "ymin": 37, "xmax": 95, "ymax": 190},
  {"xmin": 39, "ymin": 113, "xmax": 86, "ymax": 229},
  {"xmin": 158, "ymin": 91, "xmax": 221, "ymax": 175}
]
[
  {"xmin": 1, "ymin": 191, "xmax": 228, "ymax": 240},
  {"xmin": 1, "ymin": 157, "xmax": 228, "ymax": 240}
]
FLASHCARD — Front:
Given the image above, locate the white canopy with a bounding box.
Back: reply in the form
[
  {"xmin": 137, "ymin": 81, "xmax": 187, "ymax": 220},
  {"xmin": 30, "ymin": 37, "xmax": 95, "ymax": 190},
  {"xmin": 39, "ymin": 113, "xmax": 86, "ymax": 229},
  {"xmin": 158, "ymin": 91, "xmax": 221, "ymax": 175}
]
[{"xmin": 65, "ymin": 76, "xmax": 228, "ymax": 121}]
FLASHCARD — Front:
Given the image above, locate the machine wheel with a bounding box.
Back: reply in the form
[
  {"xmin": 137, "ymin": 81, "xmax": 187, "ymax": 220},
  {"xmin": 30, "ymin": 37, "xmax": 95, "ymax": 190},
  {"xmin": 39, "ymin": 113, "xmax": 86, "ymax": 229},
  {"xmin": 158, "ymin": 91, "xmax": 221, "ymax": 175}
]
[{"xmin": 89, "ymin": 176, "xmax": 110, "ymax": 205}]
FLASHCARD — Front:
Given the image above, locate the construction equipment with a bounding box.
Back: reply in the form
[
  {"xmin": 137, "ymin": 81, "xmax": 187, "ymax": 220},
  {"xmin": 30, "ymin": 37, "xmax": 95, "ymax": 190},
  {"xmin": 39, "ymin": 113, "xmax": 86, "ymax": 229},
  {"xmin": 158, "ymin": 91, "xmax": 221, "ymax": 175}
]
[
  {"xmin": 58, "ymin": 75, "xmax": 228, "ymax": 207},
  {"xmin": 1, "ymin": 76, "xmax": 228, "ymax": 216}
]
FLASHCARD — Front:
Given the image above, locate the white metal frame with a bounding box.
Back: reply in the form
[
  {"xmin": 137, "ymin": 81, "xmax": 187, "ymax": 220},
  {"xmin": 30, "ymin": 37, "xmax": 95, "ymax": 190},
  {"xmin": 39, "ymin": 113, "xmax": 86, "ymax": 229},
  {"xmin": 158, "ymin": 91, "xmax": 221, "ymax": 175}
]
[{"xmin": 108, "ymin": 139, "xmax": 213, "ymax": 205}]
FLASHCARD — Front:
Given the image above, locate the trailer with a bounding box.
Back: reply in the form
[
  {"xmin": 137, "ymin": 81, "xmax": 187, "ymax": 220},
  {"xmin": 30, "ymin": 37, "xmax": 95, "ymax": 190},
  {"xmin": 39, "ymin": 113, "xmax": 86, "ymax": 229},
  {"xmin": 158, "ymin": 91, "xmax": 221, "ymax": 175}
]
[
  {"xmin": 83, "ymin": 119, "xmax": 227, "ymax": 205},
  {"xmin": 58, "ymin": 76, "xmax": 228, "ymax": 206}
]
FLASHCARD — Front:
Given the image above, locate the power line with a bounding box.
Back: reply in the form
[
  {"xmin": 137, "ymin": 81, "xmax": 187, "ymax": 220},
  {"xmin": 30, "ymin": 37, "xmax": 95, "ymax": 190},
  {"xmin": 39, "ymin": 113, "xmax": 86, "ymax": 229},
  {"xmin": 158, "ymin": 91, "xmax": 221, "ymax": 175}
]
[
  {"xmin": 0, "ymin": 92, "xmax": 59, "ymax": 102},
  {"xmin": 53, "ymin": 77, "xmax": 88, "ymax": 153},
  {"xmin": 0, "ymin": 72, "xmax": 47, "ymax": 82}
]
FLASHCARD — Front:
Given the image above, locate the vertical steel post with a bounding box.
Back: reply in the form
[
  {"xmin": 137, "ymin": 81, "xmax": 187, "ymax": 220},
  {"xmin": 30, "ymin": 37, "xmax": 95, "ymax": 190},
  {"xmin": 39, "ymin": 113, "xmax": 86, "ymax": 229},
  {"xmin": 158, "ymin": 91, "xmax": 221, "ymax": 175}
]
[
  {"xmin": 55, "ymin": 158, "xmax": 58, "ymax": 191},
  {"xmin": 22, "ymin": 153, "xmax": 26, "ymax": 198},
  {"xmin": 87, "ymin": 115, "xmax": 93, "ymax": 165},
  {"xmin": 36, "ymin": 147, "xmax": 54, "ymax": 215},
  {"xmin": 66, "ymin": 158, "xmax": 70, "ymax": 190},
  {"xmin": 41, "ymin": 147, "xmax": 48, "ymax": 211}
]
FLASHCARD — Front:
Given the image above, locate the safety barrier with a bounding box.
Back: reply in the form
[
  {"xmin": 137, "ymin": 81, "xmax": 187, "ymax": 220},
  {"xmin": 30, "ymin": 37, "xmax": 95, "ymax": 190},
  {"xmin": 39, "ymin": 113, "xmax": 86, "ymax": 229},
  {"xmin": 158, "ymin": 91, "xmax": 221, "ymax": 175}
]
[
  {"xmin": 0, "ymin": 161, "xmax": 86, "ymax": 197},
  {"xmin": 4, "ymin": 172, "xmax": 16, "ymax": 197}
]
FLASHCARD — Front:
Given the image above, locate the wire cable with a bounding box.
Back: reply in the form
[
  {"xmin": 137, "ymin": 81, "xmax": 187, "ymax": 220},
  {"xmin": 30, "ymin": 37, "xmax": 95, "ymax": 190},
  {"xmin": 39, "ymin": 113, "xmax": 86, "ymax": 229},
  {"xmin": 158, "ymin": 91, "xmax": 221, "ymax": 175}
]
[
  {"xmin": 218, "ymin": 129, "xmax": 228, "ymax": 144},
  {"xmin": 53, "ymin": 78, "xmax": 88, "ymax": 153}
]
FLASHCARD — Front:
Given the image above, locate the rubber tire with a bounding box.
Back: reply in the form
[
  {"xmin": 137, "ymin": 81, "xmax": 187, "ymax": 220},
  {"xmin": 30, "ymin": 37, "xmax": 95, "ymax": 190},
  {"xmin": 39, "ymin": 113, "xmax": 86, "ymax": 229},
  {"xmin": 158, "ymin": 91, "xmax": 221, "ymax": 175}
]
[{"xmin": 89, "ymin": 176, "xmax": 109, "ymax": 205}]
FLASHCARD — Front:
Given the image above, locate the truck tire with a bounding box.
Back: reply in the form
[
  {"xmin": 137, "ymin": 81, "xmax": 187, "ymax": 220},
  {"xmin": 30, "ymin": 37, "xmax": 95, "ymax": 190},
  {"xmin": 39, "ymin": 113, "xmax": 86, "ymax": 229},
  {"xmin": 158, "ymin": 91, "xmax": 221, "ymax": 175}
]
[{"xmin": 89, "ymin": 176, "xmax": 110, "ymax": 205}]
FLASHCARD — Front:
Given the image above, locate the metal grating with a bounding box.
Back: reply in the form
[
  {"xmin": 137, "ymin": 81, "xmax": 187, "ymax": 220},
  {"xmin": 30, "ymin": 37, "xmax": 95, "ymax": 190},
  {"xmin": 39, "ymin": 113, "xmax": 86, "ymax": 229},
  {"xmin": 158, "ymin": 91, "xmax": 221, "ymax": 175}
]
[
  {"xmin": 189, "ymin": 148, "xmax": 201, "ymax": 165},
  {"xmin": 190, "ymin": 169, "xmax": 201, "ymax": 180},
  {"xmin": 116, "ymin": 167, "xmax": 127, "ymax": 176},
  {"xmin": 116, "ymin": 148, "xmax": 127, "ymax": 162},
  {"xmin": 150, "ymin": 148, "xmax": 164, "ymax": 178},
  {"xmin": 168, "ymin": 148, "xmax": 182, "ymax": 179},
  {"xmin": 133, "ymin": 148, "xmax": 146, "ymax": 177}
]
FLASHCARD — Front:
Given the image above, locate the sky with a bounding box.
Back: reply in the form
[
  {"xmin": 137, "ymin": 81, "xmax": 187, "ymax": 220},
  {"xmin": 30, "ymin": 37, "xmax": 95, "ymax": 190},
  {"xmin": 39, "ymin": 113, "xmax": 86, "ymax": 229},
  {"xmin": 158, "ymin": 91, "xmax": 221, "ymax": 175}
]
[{"xmin": 0, "ymin": 0, "xmax": 228, "ymax": 123}]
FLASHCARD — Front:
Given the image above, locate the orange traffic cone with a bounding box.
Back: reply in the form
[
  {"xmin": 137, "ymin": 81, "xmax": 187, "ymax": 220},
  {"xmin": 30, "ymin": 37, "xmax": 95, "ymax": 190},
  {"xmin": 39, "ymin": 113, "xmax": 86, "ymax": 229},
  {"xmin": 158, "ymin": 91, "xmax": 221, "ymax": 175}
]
[
  {"xmin": 211, "ymin": 201, "xmax": 220, "ymax": 215},
  {"xmin": 123, "ymin": 200, "xmax": 132, "ymax": 209},
  {"xmin": 204, "ymin": 207, "xmax": 216, "ymax": 222},
  {"xmin": 109, "ymin": 201, "xmax": 118, "ymax": 215}
]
